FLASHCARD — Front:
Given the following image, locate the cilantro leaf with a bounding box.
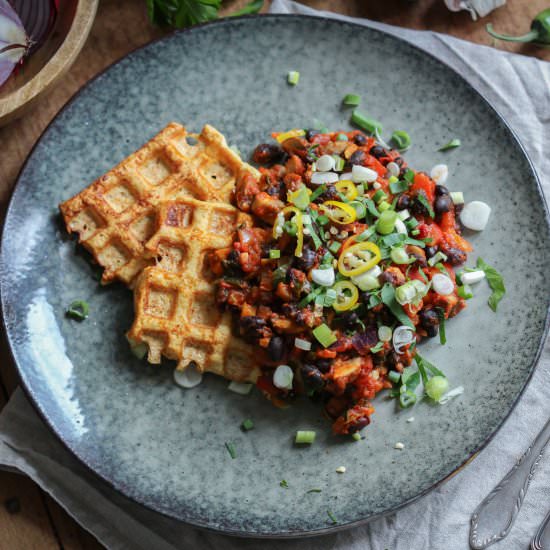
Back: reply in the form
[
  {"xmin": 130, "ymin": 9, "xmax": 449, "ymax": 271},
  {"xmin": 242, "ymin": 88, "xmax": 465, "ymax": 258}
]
[{"xmin": 476, "ymin": 257, "xmax": 506, "ymax": 312}]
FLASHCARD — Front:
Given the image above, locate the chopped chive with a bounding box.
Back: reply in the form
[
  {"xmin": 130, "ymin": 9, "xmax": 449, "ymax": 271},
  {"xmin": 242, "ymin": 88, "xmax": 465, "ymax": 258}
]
[
  {"xmin": 370, "ymin": 341, "xmax": 384, "ymax": 353},
  {"xmin": 391, "ymin": 130, "xmax": 411, "ymax": 150},
  {"xmin": 312, "ymin": 323, "xmax": 337, "ymax": 348},
  {"xmin": 335, "ymin": 133, "xmax": 348, "ymax": 141},
  {"xmin": 388, "ymin": 370, "xmax": 401, "ymax": 384},
  {"xmin": 309, "ymin": 184, "xmax": 327, "ymax": 201},
  {"xmin": 343, "ymin": 93, "xmax": 361, "ymax": 106},
  {"xmin": 399, "ymin": 390, "xmax": 417, "ymax": 408},
  {"xmin": 351, "ymin": 109, "xmax": 382, "ymax": 135},
  {"xmin": 287, "ymin": 71, "xmax": 300, "ymax": 85},
  {"xmin": 411, "ymin": 229, "xmax": 420, "ymax": 236},
  {"xmin": 225, "ymin": 441, "xmax": 237, "ymax": 459},
  {"xmin": 372, "ymin": 189, "xmax": 387, "ymax": 203},
  {"xmin": 327, "ymin": 510, "xmax": 338, "ymax": 524},
  {"xmin": 438, "ymin": 138, "xmax": 461, "ymax": 152},
  {"xmin": 436, "ymin": 307, "xmax": 447, "ymax": 345},
  {"xmin": 416, "ymin": 193, "xmax": 434, "ymax": 218},
  {"xmin": 280, "ymin": 479, "xmax": 289, "ymax": 488},
  {"xmin": 328, "ymin": 241, "xmax": 341, "ymax": 255},
  {"xmin": 241, "ymin": 419, "xmax": 254, "ymax": 431},
  {"xmin": 457, "ymin": 284, "xmax": 473, "ymax": 299},
  {"xmin": 269, "ymin": 249, "xmax": 281, "ymax": 259},
  {"xmin": 389, "ymin": 179, "xmax": 409, "ymax": 194},
  {"xmin": 350, "ymin": 200, "xmax": 367, "ymax": 219},
  {"xmin": 403, "ymin": 169, "xmax": 415, "ymax": 183},
  {"xmin": 317, "ymin": 214, "xmax": 330, "ymax": 226},
  {"xmin": 307, "ymin": 488, "xmax": 322, "ymax": 493},
  {"xmin": 295, "ymin": 430, "xmax": 316, "ymax": 444},
  {"xmin": 378, "ymin": 200, "xmax": 391, "ymax": 212},
  {"xmin": 352, "ymin": 432, "xmax": 362, "ymax": 441},
  {"xmin": 66, "ymin": 300, "xmax": 89, "ymax": 321}
]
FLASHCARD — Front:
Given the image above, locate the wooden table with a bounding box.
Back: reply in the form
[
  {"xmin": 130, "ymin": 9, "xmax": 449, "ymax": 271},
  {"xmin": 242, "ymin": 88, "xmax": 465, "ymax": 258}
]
[{"xmin": 0, "ymin": 1, "xmax": 547, "ymax": 547}]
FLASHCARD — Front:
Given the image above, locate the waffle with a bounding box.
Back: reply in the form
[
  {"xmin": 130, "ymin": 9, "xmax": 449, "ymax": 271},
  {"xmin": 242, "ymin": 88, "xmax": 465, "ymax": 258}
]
[
  {"xmin": 59, "ymin": 123, "xmax": 259, "ymax": 286},
  {"xmin": 127, "ymin": 198, "xmax": 262, "ymax": 382}
]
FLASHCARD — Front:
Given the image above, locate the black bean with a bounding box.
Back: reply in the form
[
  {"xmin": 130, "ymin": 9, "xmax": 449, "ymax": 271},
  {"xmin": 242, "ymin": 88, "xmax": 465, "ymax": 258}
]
[
  {"xmin": 222, "ymin": 249, "xmax": 243, "ymax": 276},
  {"xmin": 425, "ymin": 246, "xmax": 439, "ymax": 259},
  {"xmin": 395, "ymin": 194, "xmax": 411, "ymax": 211},
  {"xmin": 369, "ymin": 145, "xmax": 386, "ymax": 158},
  {"xmin": 354, "ymin": 133, "xmax": 367, "ymax": 145},
  {"xmin": 348, "ymin": 415, "xmax": 370, "ymax": 433},
  {"xmin": 240, "ymin": 316, "xmax": 267, "ymax": 343},
  {"xmin": 252, "ymin": 143, "xmax": 285, "ymax": 165},
  {"xmin": 267, "ymin": 336, "xmax": 284, "ymax": 361},
  {"xmin": 445, "ymin": 247, "xmax": 467, "ymax": 265},
  {"xmin": 315, "ymin": 358, "xmax": 333, "ymax": 373},
  {"xmin": 349, "ymin": 150, "xmax": 367, "ymax": 166},
  {"xmin": 394, "ymin": 156, "xmax": 404, "ymax": 167},
  {"xmin": 320, "ymin": 184, "xmax": 340, "ymax": 201},
  {"xmin": 293, "ymin": 247, "xmax": 316, "ymax": 271},
  {"xmin": 266, "ymin": 181, "xmax": 284, "ymax": 198},
  {"xmin": 411, "ymin": 192, "xmax": 431, "ymax": 217},
  {"xmin": 339, "ymin": 311, "xmax": 359, "ymax": 329},
  {"xmin": 434, "ymin": 195, "xmax": 453, "ymax": 215},
  {"xmin": 435, "ymin": 184, "xmax": 450, "ymax": 196},
  {"xmin": 305, "ymin": 129, "xmax": 320, "ymax": 141},
  {"xmin": 425, "ymin": 325, "xmax": 439, "ymax": 338},
  {"xmin": 419, "ymin": 309, "xmax": 439, "ymax": 338},
  {"xmin": 301, "ymin": 364, "xmax": 325, "ymax": 390}
]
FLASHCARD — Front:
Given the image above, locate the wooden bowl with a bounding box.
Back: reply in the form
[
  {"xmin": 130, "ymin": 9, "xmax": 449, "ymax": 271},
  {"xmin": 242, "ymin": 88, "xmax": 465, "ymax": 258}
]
[{"xmin": 0, "ymin": 0, "xmax": 98, "ymax": 127}]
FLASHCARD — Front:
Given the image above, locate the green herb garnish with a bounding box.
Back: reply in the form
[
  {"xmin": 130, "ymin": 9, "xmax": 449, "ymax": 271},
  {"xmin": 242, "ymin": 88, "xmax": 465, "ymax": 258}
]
[
  {"xmin": 381, "ymin": 284, "xmax": 414, "ymax": 328},
  {"xmin": 391, "ymin": 130, "xmax": 411, "ymax": 150},
  {"xmin": 312, "ymin": 324, "xmax": 337, "ymax": 348},
  {"xmin": 370, "ymin": 341, "xmax": 384, "ymax": 353},
  {"xmin": 389, "ymin": 179, "xmax": 409, "ymax": 194},
  {"xmin": 241, "ymin": 419, "xmax": 254, "ymax": 431},
  {"xmin": 476, "ymin": 257, "xmax": 506, "ymax": 312},
  {"xmin": 436, "ymin": 307, "xmax": 447, "ymax": 345},
  {"xmin": 351, "ymin": 110, "xmax": 383, "ymax": 135},
  {"xmin": 280, "ymin": 479, "xmax": 289, "ymax": 488},
  {"xmin": 327, "ymin": 510, "xmax": 338, "ymax": 524},
  {"xmin": 307, "ymin": 488, "xmax": 322, "ymax": 493},
  {"xmin": 343, "ymin": 93, "xmax": 361, "ymax": 106},
  {"xmin": 295, "ymin": 430, "xmax": 316, "ymax": 444},
  {"xmin": 287, "ymin": 71, "xmax": 300, "ymax": 86},
  {"xmin": 66, "ymin": 300, "xmax": 89, "ymax": 321},
  {"xmin": 225, "ymin": 441, "xmax": 237, "ymax": 459},
  {"xmin": 416, "ymin": 193, "xmax": 435, "ymax": 218},
  {"xmin": 438, "ymin": 138, "xmax": 461, "ymax": 152}
]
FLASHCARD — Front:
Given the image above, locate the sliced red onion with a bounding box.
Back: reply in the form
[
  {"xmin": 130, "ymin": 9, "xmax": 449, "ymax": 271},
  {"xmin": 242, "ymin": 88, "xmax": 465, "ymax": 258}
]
[
  {"xmin": 0, "ymin": 0, "xmax": 28, "ymax": 87},
  {"xmin": 351, "ymin": 326, "xmax": 378, "ymax": 355},
  {"xmin": 393, "ymin": 325, "xmax": 415, "ymax": 354}
]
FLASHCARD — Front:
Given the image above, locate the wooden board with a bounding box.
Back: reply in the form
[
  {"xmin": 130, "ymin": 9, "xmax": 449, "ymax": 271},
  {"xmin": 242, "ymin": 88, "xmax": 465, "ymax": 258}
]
[{"xmin": 0, "ymin": 0, "xmax": 547, "ymax": 548}]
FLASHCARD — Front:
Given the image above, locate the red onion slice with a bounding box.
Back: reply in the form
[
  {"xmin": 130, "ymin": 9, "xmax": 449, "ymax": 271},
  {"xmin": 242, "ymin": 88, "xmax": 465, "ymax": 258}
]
[{"xmin": 0, "ymin": 0, "xmax": 27, "ymax": 87}]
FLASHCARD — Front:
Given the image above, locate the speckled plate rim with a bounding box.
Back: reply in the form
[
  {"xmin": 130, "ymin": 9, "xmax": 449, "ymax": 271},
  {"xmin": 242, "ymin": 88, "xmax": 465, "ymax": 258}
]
[{"xmin": 1, "ymin": 14, "xmax": 550, "ymax": 539}]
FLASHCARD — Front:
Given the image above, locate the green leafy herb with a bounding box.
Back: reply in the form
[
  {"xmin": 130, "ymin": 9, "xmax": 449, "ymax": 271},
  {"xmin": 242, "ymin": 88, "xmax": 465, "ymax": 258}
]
[
  {"xmin": 381, "ymin": 284, "xmax": 414, "ymax": 328},
  {"xmin": 66, "ymin": 300, "xmax": 89, "ymax": 321},
  {"xmin": 280, "ymin": 479, "xmax": 289, "ymax": 488},
  {"xmin": 307, "ymin": 488, "xmax": 322, "ymax": 494},
  {"xmin": 436, "ymin": 307, "xmax": 446, "ymax": 345},
  {"xmin": 416, "ymin": 193, "xmax": 435, "ymax": 218},
  {"xmin": 368, "ymin": 292, "xmax": 382, "ymax": 309},
  {"xmin": 391, "ymin": 130, "xmax": 411, "ymax": 150},
  {"xmin": 241, "ymin": 419, "xmax": 254, "ymax": 431},
  {"xmin": 389, "ymin": 179, "xmax": 409, "ymax": 194},
  {"xmin": 309, "ymin": 183, "xmax": 326, "ymax": 201},
  {"xmin": 327, "ymin": 510, "xmax": 338, "ymax": 524},
  {"xmin": 403, "ymin": 169, "xmax": 415, "ymax": 183},
  {"xmin": 225, "ymin": 441, "xmax": 237, "ymax": 459},
  {"xmin": 370, "ymin": 341, "xmax": 384, "ymax": 353},
  {"xmin": 438, "ymin": 138, "xmax": 461, "ymax": 152},
  {"xmin": 476, "ymin": 257, "xmax": 506, "ymax": 312},
  {"xmin": 415, "ymin": 353, "xmax": 446, "ymax": 378},
  {"xmin": 343, "ymin": 93, "xmax": 361, "ymax": 106}
]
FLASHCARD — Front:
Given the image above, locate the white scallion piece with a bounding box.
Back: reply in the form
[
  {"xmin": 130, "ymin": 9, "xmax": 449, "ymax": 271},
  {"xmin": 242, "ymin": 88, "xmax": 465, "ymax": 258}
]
[
  {"xmin": 336, "ymin": 466, "xmax": 346, "ymax": 473},
  {"xmin": 427, "ymin": 251, "xmax": 448, "ymax": 267},
  {"xmin": 393, "ymin": 325, "xmax": 415, "ymax": 354},
  {"xmin": 378, "ymin": 325, "xmax": 393, "ymax": 342},
  {"xmin": 406, "ymin": 417, "xmax": 415, "ymax": 423},
  {"xmin": 311, "ymin": 267, "xmax": 335, "ymax": 287},
  {"xmin": 228, "ymin": 381, "xmax": 253, "ymax": 395},
  {"xmin": 432, "ymin": 273, "xmax": 454, "ymax": 295},
  {"xmin": 273, "ymin": 365, "xmax": 294, "ymax": 390},
  {"xmin": 394, "ymin": 218, "xmax": 408, "ymax": 235},
  {"xmin": 316, "ymin": 154, "xmax": 336, "ymax": 172},
  {"xmin": 450, "ymin": 191, "xmax": 464, "ymax": 205},
  {"xmin": 461, "ymin": 270, "xmax": 486, "ymax": 285},
  {"xmin": 394, "ymin": 442, "xmax": 405, "ymax": 450},
  {"xmin": 311, "ymin": 171, "xmax": 339, "ymax": 185},
  {"xmin": 174, "ymin": 363, "xmax": 203, "ymax": 389},
  {"xmin": 301, "ymin": 214, "xmax": 312, "ymax": 224},
  {"xmin": 372, "ymin": 182, "xmax": 382, "ymax": 190},
  {"xmin": 460, "ymin": 201, "xmax": 491, "ymax": 231},
  {"xmin": 351, "ymin": 265, "xmax": 381, "ymax": 291},
  {"xmin": 430, "ymin": 164, "xmax": 449, "ymax": 184},
  {"xmin": 387, "ymin": 162, "xmax": 400, "ymax": 177},
  {"xmin": 439, "ymin": 386, "xmax": 464, "ymax": 404},
  {"xmin": 339, "ymin": 171, "xmax": 353, "ymax": 181},
  {"xmin": 352, "ymin": 164, "xmax": 378, "ymax": 183},
  {"xmin": 397, "ymin": 209, "xmax": 410, "ymax": 220},
  {"xmin": 294, "ymin": 337, "xmax": 312, "ymax": 351}
]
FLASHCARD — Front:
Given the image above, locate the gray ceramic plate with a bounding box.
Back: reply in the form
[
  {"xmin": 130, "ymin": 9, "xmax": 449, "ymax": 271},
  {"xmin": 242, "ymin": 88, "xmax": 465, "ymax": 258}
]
[{"xmin": 2, "ymin": 15, "xmax": 549, "ymax": 538}]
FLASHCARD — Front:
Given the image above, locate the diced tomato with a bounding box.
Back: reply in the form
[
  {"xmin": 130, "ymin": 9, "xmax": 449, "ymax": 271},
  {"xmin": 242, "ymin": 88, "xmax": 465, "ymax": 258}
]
[
  {"xmin": 310, "ymin": 133, "xmax": 332, "ymax": 146},
  {"xmin": 417, "ymin": 222, "xmax": 443, "ymax": 246},
  {"xmin": 365, "ymin": 155, "xmax": 386, "ymax": 176},
  {"xmin": 410, "ymin": 172, "xmax": 435, "ymax": 203}
]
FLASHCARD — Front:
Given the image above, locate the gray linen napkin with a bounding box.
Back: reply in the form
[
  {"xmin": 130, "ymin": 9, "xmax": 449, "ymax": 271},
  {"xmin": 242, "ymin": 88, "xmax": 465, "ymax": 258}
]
[{"xmin": 1, "ymin": 2, "xmax": 549, "ymax": 548}]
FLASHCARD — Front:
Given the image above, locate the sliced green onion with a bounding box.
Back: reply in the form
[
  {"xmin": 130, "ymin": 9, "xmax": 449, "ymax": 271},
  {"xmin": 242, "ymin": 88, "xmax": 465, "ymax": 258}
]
[
  {"xmin": 388, "ymin": 370, "xmax": 401, "ymax": 384},
  {"xmin": 438, "ymin": 138, "xmax": 461, "ymax": 152},
  {"xmin": 425, "ymin": 375, "xmax": 449, "ymax": 401},
  {"xmin": 66, "ymin": 300, "xmax": 89, "ymax": 321},
  {"xmin": 378, "ymin": 325, "xmax": 393, "ymax": 342},
  {"xmin": 317, "ymin": 214, "xmax": 330, "ymax": 226},
  {"xmin": 324, "ymin": 288, "xmax": 337, "ymax": 307},
  {"xmin": 350, "ymin": 200, "xmax": 367, "ymax": 219},
  {"xmin": 283, "ymin": 221, "xmax": 298, "ymax": 236},
  {"xmin": 343, "ymin": 93, "xmax": 361, "ymax": 106},
  {"xmin": 427, "ymin": 251, "xmax": 447, "ymax": 266},
  {"xmin": 390, "ymin": 247, "xmax": 410, "ymax": 265},
  {"xmin": 389, "ymin": 179, "xmax": 409, "ymax": 194},
  {"xmin": 312, "ymin": 323, "xmax": 337, "ymax": 348},
  {"xmin": 328, "ymin": 241, "xmax": 341, "ymax": 255},
  {"xmin": 370, "ymin": 341, "xmax": 384, "ymax": 353},
  {"xmin": 287, "ymin": 71, "xmax": 300, "ymax": 85},
  {"xmin": 269, "ymin": 249, "xmax": 281, "ymax": 259},
  {"xmin": 352, "ymin": 432, "xmax": 362, "ymax": 441},
  {"xmin": 403, "ymin": 169, "xmax": 415, "ymax": 183},
  {"xmin": 355, "ymin": 226, "xmax": 377, "ymax": 242},
  {"xmin": 351, "ymin": 110, "xmax": 382, "ymax": 135},
  {"xmin": 336, "ymin": 133, "xmax": 348, "ymax": 141},
  {"xmin": 378, "ymin": 200, "xmax": 392, "ymax": 212},
  {"xmin": 327, "ymin": 510, "xmax": 338, "ymax": 524},
  {"xmin": 225, "ymin": 441, "xmax": 237, "ymax": 459},
  {"xmin": 381, "ymin": 283, "xmax": 414, "ymax": 328},
  {"xmin": 457, "ymin": 284, "xmax": 473, "ymax": 299},
  {"xmin": 372, "ymin": 189, "xmax": 387, "ymax": 203},
  {"xmin": 391, "ymin": 130, "xmax": 411, "ymax": 150},
  {"xmin": 280, "ymin": 479, "xmax": 289, "ymax": 488},
  {"xmin": 228, "ymin": 381, "xmax": 253, "ymax": 395},
  {"xmin": 295, "ymin": 430, "xmax": 316, "ymax": 444},
  {"xmin": 376, "ymin": 210, "xmax": 398, "ymax": 235},
  {"xmin": 411, "ymin": 229, "xmax": 420, "ymax": 236},
  {"xmin": 399, "ymin": 390, "xmax": 417, "ymax": 408},
  {"xmin": 405, "ymin": 217, "xmax": 419, "ymax": 230},
  {"xmin": 450, "ymin": 191, "xmax": 464, "ymax": 205},
  {"xmin": 309, "ymin": 184, "xmax": 327, "ymax": 201},
  {"xmin": 241, "ymin": 419, "xmax": 254, "ymax": 431},
  {"xmin": 416, "ymin": 193, "xmax": 435, "ymax": 218},
  {"xmin": 333, "ymin": 156, "xmax": 345, "ymax": 172},
  {"xmin": 289, "ymin": 186, "xmax": 310, "ymax": 210},
  {"xmin": 436, "ymin": 308, "xmax": 447, "ymax": 345},
  {"xmin": 356, "ymin": 183, "xmax": 365, "ymax": 195}
]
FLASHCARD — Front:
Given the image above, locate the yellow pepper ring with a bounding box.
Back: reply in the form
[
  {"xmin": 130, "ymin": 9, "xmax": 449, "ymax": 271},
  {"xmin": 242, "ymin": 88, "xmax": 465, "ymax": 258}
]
[
  {"xmin": 275, "ymin": 128, "xmax": 306, "ymax": 143},
  {"xmin": 332, "ymin": 280, "xmax": 359, "ymax": 312},
  {"xmin": 320, "ymin": 200, "xmax": 357, "ymax": 225},
  {"xmin": 335, "ymin": 180, "xmax": 358, "ymax": 201},
  {"xmin": 338, "ymin": 241, "xmax": 381, "ymax": 277},
  {"xmin": 272, "ymin": 206, "xmax": 304, "ymax": 257}
]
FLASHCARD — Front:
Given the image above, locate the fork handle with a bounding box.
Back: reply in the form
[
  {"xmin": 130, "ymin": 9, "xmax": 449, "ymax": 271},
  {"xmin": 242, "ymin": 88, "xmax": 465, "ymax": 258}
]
[
  {"xmin": 469, "ymin": 417, "xmax": 550, "ymax": 550},
  {"xmin": 531, "ymin": 508, "xmax": 550, "ymax": 550}
]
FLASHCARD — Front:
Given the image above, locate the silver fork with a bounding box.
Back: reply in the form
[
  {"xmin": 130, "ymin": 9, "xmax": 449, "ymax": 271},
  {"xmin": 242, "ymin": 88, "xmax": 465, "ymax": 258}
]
[
  {"xmin": 531, "ymin": 509, "xmax": 550, "ymax": 549},
  {"xmin": 469, "ymin": 417, "xmax": 550, "ymax": 549}
]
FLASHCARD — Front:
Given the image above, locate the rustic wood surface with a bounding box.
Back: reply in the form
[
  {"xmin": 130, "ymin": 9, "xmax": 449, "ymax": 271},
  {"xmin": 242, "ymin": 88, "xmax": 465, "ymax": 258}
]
[{"xmin": 0, "ymin": 1, "xmax": 547, "ymax": 548}]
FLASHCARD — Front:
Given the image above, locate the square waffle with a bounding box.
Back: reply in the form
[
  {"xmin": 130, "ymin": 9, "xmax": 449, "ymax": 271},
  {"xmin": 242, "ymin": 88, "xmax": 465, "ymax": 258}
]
[
  {"xmin": 59, "ymin": 123, "xmax": 259, "ymax": 286},
  {"xmin": 127, "ymin": 199, "xmax": 262, "ymax": 382}
]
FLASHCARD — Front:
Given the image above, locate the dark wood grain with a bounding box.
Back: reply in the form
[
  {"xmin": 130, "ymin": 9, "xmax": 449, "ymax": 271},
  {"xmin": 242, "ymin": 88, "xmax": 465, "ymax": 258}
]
[{"xmin": 0, "ymin": 1, "xmax": 547, "ymax": 548}]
